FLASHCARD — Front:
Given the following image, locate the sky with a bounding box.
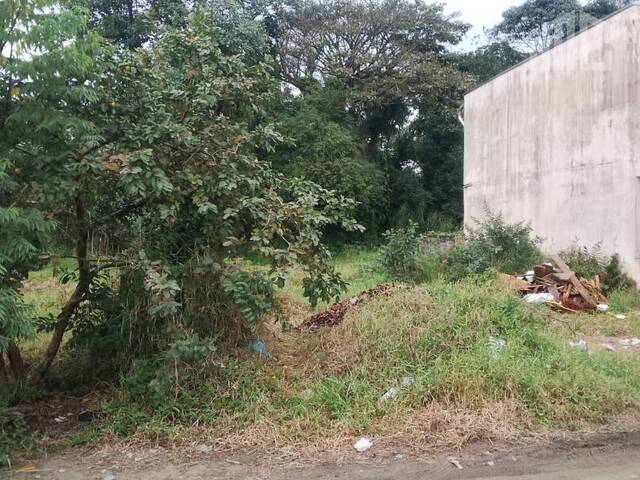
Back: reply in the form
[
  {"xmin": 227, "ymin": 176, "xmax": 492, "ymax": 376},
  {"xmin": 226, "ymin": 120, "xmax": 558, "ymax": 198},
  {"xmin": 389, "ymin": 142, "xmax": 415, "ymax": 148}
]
[{"xmin": 444, "ymin": 0, "xmax": 525, "ymax": 50}]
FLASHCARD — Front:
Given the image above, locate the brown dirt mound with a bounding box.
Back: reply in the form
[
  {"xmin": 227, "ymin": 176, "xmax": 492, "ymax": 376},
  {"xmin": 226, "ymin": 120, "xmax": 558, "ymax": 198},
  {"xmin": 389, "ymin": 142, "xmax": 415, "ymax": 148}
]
[{"xmin": 301, "ymin": 284, "xmax": 398, "ymax": 330}]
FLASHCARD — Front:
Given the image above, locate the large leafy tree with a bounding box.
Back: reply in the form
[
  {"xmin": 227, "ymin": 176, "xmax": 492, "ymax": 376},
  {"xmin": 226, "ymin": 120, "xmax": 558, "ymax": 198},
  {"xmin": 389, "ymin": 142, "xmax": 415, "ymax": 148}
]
[
  {"xmin": 1, "ymin": 0, "xmax": 100, "ymax": 384},
  {"xmin": 270, "ymin": 82, "xmax": 389, "ymax": 233},
  {"xmin": 584, "ymin": 0, "xmax": 635, "ymax": 18},
  {"xmin": 3, "ymin": 2, "xmax": 360, "ymax": 383},
  {"xmin": 492, "ymin": 0, "xmax": 591, "ymax": 53},
  {"xmin": 273, "ymin": 0, "xmax": 469, "ymax": 229}
]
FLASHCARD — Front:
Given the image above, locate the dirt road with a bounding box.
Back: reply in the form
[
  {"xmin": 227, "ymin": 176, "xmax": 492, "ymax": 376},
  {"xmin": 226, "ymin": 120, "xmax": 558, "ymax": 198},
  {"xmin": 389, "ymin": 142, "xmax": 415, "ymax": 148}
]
[{"xmin": 5, "ymin": 432, "xmax": 640, "ymax": 479}]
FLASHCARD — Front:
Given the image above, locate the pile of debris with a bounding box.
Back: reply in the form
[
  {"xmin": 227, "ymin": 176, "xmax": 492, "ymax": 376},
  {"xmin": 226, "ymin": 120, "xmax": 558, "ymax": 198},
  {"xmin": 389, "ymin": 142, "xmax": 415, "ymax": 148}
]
[
  {"xmin": 501, "ymin": 255, "xmax": 608, "ymax": 313},
  {"xmin": 302, "ymin": 283, "xmax": 397, "ymax": 330}
]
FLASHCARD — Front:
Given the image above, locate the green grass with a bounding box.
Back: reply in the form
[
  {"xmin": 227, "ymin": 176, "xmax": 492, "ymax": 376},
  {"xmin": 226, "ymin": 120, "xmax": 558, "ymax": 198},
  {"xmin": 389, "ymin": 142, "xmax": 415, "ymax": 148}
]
[
  {"xmin": 250, "ymin": 246, "xmax": 387, "ymax": 306},
  {"xmin": 13, "ymin": 249, "xmax": 640, "ymax": 455},
  {"xmin": 96, "ymin": 272, "xmax": 640, "ymax": 448}
]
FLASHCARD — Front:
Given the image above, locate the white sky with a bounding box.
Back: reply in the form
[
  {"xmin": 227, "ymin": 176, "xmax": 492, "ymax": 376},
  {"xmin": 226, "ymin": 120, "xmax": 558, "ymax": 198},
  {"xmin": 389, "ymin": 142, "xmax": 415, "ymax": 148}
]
[{"xmin": 444, "ymin": 0, "xmax": 525, "ymax": 50}]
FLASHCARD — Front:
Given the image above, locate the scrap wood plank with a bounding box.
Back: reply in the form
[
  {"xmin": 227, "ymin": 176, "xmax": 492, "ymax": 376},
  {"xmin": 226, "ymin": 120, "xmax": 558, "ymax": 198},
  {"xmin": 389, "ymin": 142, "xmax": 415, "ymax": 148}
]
[{"xmin": 552, "ymin": 255, "xmax": 598, "ymax": 309}]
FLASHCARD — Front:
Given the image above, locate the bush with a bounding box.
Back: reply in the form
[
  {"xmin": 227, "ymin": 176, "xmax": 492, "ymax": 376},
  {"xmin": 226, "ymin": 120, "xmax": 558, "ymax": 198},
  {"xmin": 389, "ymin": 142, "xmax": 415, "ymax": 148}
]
[
  {"xmin": 559, "ymin": 245, "xmax": 636, "ymax": 292},
  {"xmin": 444, "ymin": 211, "xmax": 542, "ymax": 280},
  {"xmin": 374, "ymin": 222, "xmax": 439, "ymax": 282},
  {"xmin": 559, "ymin": 244, "xmax": 607, "ymax": 279}
]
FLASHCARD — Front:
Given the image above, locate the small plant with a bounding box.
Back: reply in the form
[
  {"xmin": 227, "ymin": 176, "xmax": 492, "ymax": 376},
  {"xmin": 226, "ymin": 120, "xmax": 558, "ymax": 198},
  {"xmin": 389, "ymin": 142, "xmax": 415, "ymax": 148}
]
[
  {"xmin": 559, "ymin": 245, "xmax": 636, "ymax": 292},
  {"xmin": 559, "ymin": 244, "xmax": 607, "ymax": 279},
  {"xmin": 444, "ymin": 211, "xmax": 542, "ymax": 280},
  {"xmin": 376, "ymin": 222, "xmax": 438, "ymax": 282}
]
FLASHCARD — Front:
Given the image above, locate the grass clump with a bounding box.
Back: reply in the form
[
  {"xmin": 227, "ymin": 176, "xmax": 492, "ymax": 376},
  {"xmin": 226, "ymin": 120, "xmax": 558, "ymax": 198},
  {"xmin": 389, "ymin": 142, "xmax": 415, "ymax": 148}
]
[{"xmin": 444, "ymin": 211, "xmax": 542, "ymax": 280}]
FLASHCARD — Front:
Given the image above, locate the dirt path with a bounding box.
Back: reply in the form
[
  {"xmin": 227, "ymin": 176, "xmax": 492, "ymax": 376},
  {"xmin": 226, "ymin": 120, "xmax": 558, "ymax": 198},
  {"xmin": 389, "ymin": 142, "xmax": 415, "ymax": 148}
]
[{"xmin": 5, "ymin": 432, "xmax": 640, "ymax": 479}]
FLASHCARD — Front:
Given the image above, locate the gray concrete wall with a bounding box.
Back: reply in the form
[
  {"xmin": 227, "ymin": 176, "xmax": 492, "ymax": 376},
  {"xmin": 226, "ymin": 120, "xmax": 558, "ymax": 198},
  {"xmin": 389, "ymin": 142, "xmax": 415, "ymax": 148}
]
[{"xmin": 464, "ymin": 6, "xmax": 640, "ymax": 281}]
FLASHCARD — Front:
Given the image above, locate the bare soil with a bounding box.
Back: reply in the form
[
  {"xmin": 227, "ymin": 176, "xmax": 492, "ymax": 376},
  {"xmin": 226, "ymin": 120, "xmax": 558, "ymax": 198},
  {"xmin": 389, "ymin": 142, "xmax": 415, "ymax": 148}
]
[{"xmin": 5, "ymin": 431, "xmax": 640, "ymax": 479}]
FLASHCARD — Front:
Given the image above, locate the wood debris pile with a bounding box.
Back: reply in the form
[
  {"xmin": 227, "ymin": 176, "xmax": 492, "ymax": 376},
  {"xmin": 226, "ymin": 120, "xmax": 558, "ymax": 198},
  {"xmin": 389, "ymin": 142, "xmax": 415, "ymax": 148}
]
[
  {"xmin": 500, "ymin": 255, "xmax": 608, "ymax": 313},
  {"xmin": 302, "ymin": 284, "xmax": 397, "ymax": 330}
]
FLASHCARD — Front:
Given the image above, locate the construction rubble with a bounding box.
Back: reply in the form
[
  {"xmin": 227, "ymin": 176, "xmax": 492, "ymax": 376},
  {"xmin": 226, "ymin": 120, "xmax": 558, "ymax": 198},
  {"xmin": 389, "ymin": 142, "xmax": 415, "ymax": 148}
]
[
  {"xmin": 302, "ymin": 283, "xmax": 397, "ymax": 330},
  {"xmin": 500, "ymin": 255, "xmax": 609, "ymax": 313}
]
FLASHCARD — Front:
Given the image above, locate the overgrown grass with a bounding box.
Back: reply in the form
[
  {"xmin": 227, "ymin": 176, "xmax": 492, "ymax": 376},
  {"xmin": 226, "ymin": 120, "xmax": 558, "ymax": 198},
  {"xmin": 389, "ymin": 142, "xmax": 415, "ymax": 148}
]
[
  {"xmin": 10, "ymin": 248, "xmax": 640, "ymax": 460},
  {"xmin": 95, "ymin": 273, "xmax": 640, "ymax": 450}
]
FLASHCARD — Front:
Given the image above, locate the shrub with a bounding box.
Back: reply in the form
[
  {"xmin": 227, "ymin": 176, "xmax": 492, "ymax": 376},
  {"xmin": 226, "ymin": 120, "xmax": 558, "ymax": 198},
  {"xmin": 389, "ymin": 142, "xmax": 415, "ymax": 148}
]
[
  {"xmin": 559, "ymin": 245, "xmax": 636, "ymax": 292},
  {"xmin": 559, "ymin": 244, "xmax": 607, "ymax": 279},
  {"xmin": 374, "ymin": 222, "xmax": 439, "ymax": 282},
  {"xmin": 444, "ymin": 211, "xmax": 542, "ymax": 280}
]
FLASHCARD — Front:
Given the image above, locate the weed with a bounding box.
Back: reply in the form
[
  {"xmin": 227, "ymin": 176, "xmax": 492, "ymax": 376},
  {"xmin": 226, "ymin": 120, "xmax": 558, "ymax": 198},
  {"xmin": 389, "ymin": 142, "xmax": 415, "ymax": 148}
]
[
  {"xmin": 445, "ymin": 211, "xmax": 542, "ymax": 280},
  {"xmin": 373, "ymin": 222, "xmax": 440, "ymax": 283}
]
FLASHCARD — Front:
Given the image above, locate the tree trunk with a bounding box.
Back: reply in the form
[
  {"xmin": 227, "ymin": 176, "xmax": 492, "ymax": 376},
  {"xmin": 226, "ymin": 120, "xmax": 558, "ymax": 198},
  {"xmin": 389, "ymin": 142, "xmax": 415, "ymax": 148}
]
[
  {"xmin": 6, "ymin": 342, "xmax": 25, "ymax": 383},
  {"xmin": 31, "ymin": 194, "xmax": 92, "ymax": 383},
  {"xmin": 0, "ymin": 352, "xmax": 8, "ymax": 386}
]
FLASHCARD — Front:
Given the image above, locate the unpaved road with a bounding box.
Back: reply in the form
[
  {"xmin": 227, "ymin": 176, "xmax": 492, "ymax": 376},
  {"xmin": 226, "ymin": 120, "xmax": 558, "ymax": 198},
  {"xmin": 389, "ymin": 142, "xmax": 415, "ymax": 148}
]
[{"xmin": 4, "ymin": 432, "xmax": 640, "ymax": 479}]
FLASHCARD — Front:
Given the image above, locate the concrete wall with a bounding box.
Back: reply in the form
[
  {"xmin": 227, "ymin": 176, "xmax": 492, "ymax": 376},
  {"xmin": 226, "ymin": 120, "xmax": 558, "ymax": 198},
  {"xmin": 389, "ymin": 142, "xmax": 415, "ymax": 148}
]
[{"xmin": 464, "ymin": 6, "xmax": 640, "ymax": 281}]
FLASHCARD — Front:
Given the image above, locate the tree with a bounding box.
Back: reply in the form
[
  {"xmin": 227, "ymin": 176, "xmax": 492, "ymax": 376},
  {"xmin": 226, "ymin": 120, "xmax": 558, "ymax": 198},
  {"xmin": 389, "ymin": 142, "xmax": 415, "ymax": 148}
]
[
  {"xmin": 457, "ymin": 41, "xmax": 527, "ymax": 85},
  {"xmin": 270, "ymin": 82, "xmax": 389, "ymax": 233},
  {"xmin": 3, "ymin": 3, "xmax": 360, "ymax": 383},
  {"xmin": 492, "ymin": 0, "xmax": 593, "ymax": 53},
  {"xmin": 84, "ymin": 0, "xmax": 189, "ymax": 48},
  {"xmin": 584, "ymin": 0, "xmax": 635, "ymax": 18},
  {"xmin": 273, "ymin": 0, "xmax": 469, "ymax": 229},
  {"xmin": 1, "ymin": 0, "xmax": 101, "ymax": 384}
]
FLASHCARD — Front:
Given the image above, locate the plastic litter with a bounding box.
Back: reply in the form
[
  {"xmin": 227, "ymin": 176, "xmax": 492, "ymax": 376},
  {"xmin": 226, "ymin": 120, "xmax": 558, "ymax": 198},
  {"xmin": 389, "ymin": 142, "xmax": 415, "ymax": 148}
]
[
  {"xmin": 401, "ymin": 375, "xmax": 415, "ymax": 387},
  {"xmin": 250, "ymin": 339, "xmax": 268, "ymax": 359},
  {"xmin": 448, "ymin": 457, "xmax": 463, "ymax": 469},
  {"xmin": 616, "ymin": 314, "xmax": 627, "ymax": 320},
  {"xmin": 596, "ymin": 304, "xmax": 609, "ymax": 313},
  {"xmin": 380, "ymin": 387, "xmax": 399, "ymax": 402},
  {"xmin": 524, "ymin": 271, "xmax": 535, "ymax": 283},
  {"xmin": 568, "ymin": 340, "xmax": 588, "ymax": 351},
  {"xmin": 488, "ymin": 336, "xmax": 507, "ymax": 353},
  {"xmin": 353, "ymin": 438, "xmax": 374, "ymax": 453},
  {"xmin": 523, "ymin": 293, "xmax": 554, "ymax": 304}
]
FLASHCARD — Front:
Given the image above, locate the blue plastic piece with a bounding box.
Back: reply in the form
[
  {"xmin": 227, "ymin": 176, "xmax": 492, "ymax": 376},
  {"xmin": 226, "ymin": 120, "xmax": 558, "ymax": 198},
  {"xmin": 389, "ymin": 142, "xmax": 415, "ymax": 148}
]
[{"xmin": 251, "ymin": 338, "xmax": 268, "ymax": 359}]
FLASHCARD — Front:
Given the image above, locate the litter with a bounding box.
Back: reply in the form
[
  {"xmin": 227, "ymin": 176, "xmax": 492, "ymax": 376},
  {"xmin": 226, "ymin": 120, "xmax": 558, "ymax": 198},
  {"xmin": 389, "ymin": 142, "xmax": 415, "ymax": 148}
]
[
  {"xmin": 250, "ymin": 339, "xmax": 268, "ymax": 359},
  {"xmin": 401, "ymin": 375, "xmax": 415, "ymax": 387},
  {"xmin": 569, "ymin": 340, "xmax": 588, "ymax": 351},
  {"xmin": 380, "ymin": 387, "xmax": 399, "ymax": 402},
  {"xmin": 353, "ymin": 438, "xmax": 374, "ymax": 453},
  {"xmin": 488, "ymin": 336, "xmax": 507, "ymax": 352},
  {"xmin": 500, "ymin": 255, "xmax": 609, "ymax": 313},
  {"xmin": 616, "ymin": 314, "xmax": 627, "ymax": 320},
  {"xmin": 618, "ymin": 338, "xmax": 640, "ymax": 347},
  {"xmin": 522, "ymin": 293, "xmax": 554, "ymax": 304},
  {"xmin": 448, "ymin": 457, "xmax": 463, "ymax": 469}
]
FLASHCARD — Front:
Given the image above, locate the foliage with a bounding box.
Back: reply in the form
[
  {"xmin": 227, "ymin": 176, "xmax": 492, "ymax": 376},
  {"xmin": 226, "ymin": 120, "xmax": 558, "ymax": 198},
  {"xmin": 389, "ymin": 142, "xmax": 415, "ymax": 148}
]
[
  {"xmin": 444, "ymin": 212, "xmax": 542, "ymax": 280},
  {"xmin": 559, "ymin": 244, "xmax": 608, "ymax": 279},
  {"xmin": 274, "ymin": 0, "xmax": 470, "ymax": 230},
  {"xmin": 584, "ymin": 0, "xmax": 636, "ymax": 18},
  {"xmin": 457, "ymin": 41, "xmax": 527, "ymax": 85},
  {"xmin": 270, "ymin": 82, "xmax": 389, "ymax": 232},
  {"xmin": 492, "ymin": 0, "xmax": 592, "ymax": 53},
  {"xmin": 559, "ymin": 245, "xmax": 636, "ymax": 292},
  {"xmin": 344, "ymin": 279, "xmax": 640, "ymax": 425},
  {"xmin": 101, "ymin": 278, "xmax": 640, "ymax": 444},
  {"xmin": 374, "ymin": 222, "xmax": 426, "ymax": 282},
  {"xmin": 3, "ymin": 2, "xmax": 361, "ymax": 384},
  {"xmin": 84, "ymin": 0, "xmax": 189, "ymax": 48}
]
